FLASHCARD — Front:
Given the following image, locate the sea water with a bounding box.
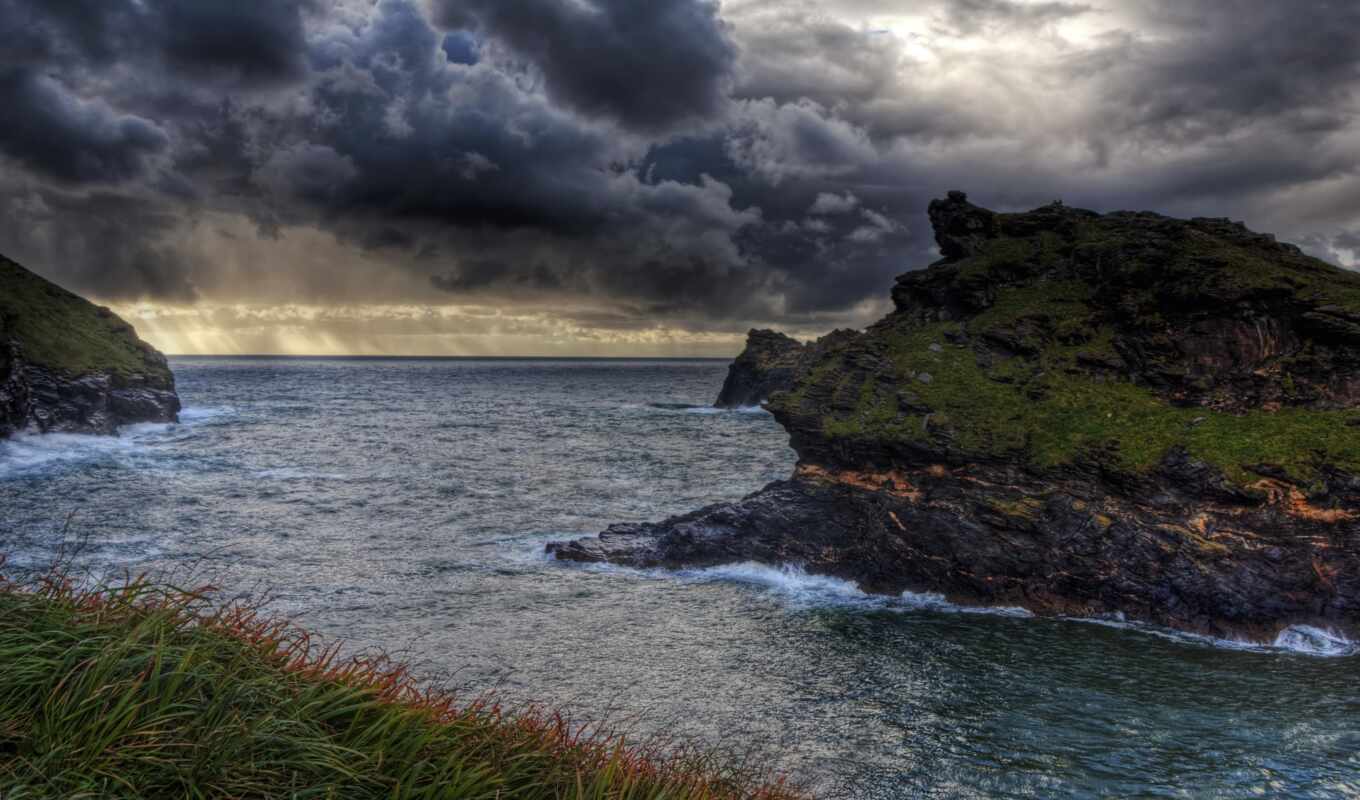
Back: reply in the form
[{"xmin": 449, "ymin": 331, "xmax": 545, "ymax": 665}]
[{"xmin": 2, "ymin": 357, "xmax": 1357, "ymax": 798}]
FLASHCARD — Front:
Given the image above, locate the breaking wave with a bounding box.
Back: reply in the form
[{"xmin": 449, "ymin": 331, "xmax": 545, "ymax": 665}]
[
  {"xmin": 645, "ymin": 403, "xmax": 768, "ymax": 415},
  {"xmin": 0, "ymin": 407, "xmax": 234, "ymax": 480},
  {"xmin": 678, "ymin": 562, "xmax": 1034, "ymax": 618},
  {"xmin": 653, "ymin": 561, "xmax": 1355, "ymax": 658}
]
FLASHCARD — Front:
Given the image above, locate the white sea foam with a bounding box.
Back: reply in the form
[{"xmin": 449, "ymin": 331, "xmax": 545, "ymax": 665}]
[
  {"xmin": 680, "ymin": 404, "xmax": 769, "ymax": 415},
  {"xmin": 0, "ymin": 406, "xmax": 233, "ymax": 479},
  {"xmin": 679, "ymin": 561, "xmax": 1033, "ymax": 618},
  {"xmin": 1273, "ymin": 625, "xmax": 1356, "ymax": 657},
  {"xmin": 682, "ymin": 404, "xmax": 769, "ymax": 415},
  {"xmin": 1070, "ymin": 616, "xmax": 1357, "ymax": 658},
  {"xmin": 0, "ymin": 431, "xmax": 142, "ymax": 478},
  {"xmin": 682, "ymin": 562, "xmax": 877, "ymax": 607},
  {"xmin": 896, "ymin": 588, "xmax": 1035, "ymax": 618},
  {"xmin": 178, "ymin": 405, "xmax": 236, "ymax": 422},
  {"xmin": 641, "ymin": 402, "xmax": 770, "ymax": 416},
  {"xmin": 554, "ymin": 558, "xmax": 1353, "ymax": 657}
]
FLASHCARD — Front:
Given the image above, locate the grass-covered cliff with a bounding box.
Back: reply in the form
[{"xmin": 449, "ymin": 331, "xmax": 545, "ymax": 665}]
[
  {"xmin": 0, "ymin": 569, "xmax": 800, "ymax": 799},
  {"xmin": 554, "ymin": 192, "xmax": 1360, "ymax": 640},
  {"xmin": 0, "ymin": 255, "xmax": 173, "ymax": 383},
  {"xmin": 769, "ymin": 192, "xmax": 1360, "ymax": 490},
  {"xmin": 1, "ymin": 253, "xmax": 178, "ymax": 435}
]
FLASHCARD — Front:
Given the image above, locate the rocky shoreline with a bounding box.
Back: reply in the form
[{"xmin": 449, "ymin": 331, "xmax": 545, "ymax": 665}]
[
  {"xmin": 552, "ymin": 192, "xmax": 1360, "ymax": 642},
  {"xmin": 1, "ymin": 255, "xmax": 179, "ymax": 438}
]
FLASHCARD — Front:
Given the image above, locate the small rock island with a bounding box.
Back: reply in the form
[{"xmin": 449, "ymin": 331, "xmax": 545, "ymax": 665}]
[
  {"xmin": 1, "ymin": 254, "xmax": 179, "ymax": 437},
  {"xmin": 553, "ymin": 192, "xmax": 1360, "ymax": 642}
]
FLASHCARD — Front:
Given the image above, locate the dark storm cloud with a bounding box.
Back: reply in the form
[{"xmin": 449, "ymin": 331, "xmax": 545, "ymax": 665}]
[
  {"xmin": 148, "ymin": 0, "xmax": 315, "ymax": 86},
  {"xmin": 0, "ymin": 70, "xmax": 169, "ymax": 183},
  {"xmin": 224, "ymin": 0, "xmax": 778, "ymax": 319},
  {"xmin": 0, "ymin": 184, "xmax": 198, "ymax": 301},
  {"xmin": 431, "ymin": 259, "xmax": 563, "ymax": 292},
  {"xmin": 429, "ymin": 0, "xmax": 736, "ymax": 130},
  {"xmin": 284, "ymin": 0, "xmax": 628, "ymax": 236},
  {"xmin": 0, "ymin": 0, "xmax": 1357, "ymax": 331},
  {"xmin": 0, "ymin": 0, "xmax": 312, "ymax": 84}
]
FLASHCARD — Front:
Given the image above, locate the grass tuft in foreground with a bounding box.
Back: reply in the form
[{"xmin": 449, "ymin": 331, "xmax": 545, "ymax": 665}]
[{"xmin": 0, "ymin": 562, "xmax": 803, "ymax": 800}]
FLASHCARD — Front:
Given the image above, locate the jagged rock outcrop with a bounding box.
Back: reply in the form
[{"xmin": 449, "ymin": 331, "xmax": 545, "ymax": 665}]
[
  {"xmin": 715, "ymin": 328, "xmax": 866, "ymax": 408},
  {"xmin": 552, "ymin": 192, "xmax": 1360, "ymax": 642},
  {"xmin": 714, "ymin": 330, "xmax": 805, "ymax": 408},
  {"xmin": 0, "ymin": 254, "xmax": 179, "ymax": 437}
]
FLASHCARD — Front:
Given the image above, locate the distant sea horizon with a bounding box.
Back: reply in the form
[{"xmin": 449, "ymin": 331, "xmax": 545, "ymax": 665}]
[{"xmin": 167, "ymin": 354, "xmax": 736, "ymax": 361}]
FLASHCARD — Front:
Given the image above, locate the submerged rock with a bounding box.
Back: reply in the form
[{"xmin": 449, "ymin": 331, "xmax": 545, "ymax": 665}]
[
  {"xmin": 0, "ymin": 254, "xmax": 179, "ymax": 437},
  {"xmin": 554, "ymin": 192, "xmax": 1360, "ymax": 642}
]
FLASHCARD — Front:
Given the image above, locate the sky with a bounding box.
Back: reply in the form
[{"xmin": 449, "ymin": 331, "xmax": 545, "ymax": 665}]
[{"xmin": 1, "ymin": 0, "xmax": 1358, "ymax": 357}]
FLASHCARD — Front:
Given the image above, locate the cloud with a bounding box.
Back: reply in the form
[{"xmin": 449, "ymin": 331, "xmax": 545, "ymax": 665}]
[
  {"xmin": 939, "ymin": 0, "xmax": 1091, "ymax": 37},
  {"xmin": 809, "ymin": 192, "xmax": 860, "ymax": 215},
  {"xmin": 726, "ymin": 98, "xmax": 879, "ymax": 186},
  {"xmin": 0, "ymin": 71, "xmax": 168, "ymax": 183},
  {"xmin": 847, "ymin": 207, "xmax": 903, "ymax": 243},
  {"xmin": 254, "ymin": 144, "xmax": 358, "ymax": 204},
  {"xmin": 0, "ymin": 0, "xmax": 314, "ymax": 85},
  {"xmin": 148, "ymin": 0, "xmax": 315, "ymax": 86},
  {"xmin": 429, "ymin": 0, "xmax": 737, "ymax": 131},
  {"xmin": 0, "ymin": 0, "xmax": 1357, "ymax": 348},
  {"xmin": 0, "ymin": 183, "xmax": 198, "ymax": 301},
  {"xmin": 1063, "ymin": 4, "xmax": 1360, "ymax": 146},
  {"xmin": 728, "ymin": 6, "xmax": 904, "ymax": 109}
]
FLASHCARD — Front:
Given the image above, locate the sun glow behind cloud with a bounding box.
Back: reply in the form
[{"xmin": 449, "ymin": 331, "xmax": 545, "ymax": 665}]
[{"xmin": 110, "ymin": 303, "xmax": 758, "ymax": 358}]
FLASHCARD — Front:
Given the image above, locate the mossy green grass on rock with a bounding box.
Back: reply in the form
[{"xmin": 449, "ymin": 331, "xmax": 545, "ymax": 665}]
[
  {"xmin": 777, "ymin": 200, "xmax": 1360, "ymax": 487},
  {"xmin": 806, "ymin": 314, "xmax": 1360, "ymax": 486},
  {"xmin": 0, "ymin": 255, "xmax": 169, "ymax": 382}
]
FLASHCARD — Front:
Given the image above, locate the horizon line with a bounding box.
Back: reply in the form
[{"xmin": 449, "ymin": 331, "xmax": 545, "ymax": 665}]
[{"xmin": 166, "ymin": 353, "xmax": 736, "ymax": 361}]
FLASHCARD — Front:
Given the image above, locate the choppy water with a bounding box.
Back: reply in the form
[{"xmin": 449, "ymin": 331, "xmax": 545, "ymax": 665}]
[{"xmin": 2, "ymin": 357, "xmax": 1357, "ymax": 798}]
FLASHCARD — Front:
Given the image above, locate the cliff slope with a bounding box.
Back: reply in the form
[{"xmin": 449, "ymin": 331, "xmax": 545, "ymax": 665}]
[
  {"xmin": 552, "ymin": 192, "xmax": 1360, "ymax": 642},
  {"xmin": 0, "ymin": 254, "xmax": 179, "ymax": 436}
]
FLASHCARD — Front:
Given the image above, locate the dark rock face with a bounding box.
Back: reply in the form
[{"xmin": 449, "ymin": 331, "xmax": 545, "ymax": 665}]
[
  {"xmin": 714, "ymin": 330, "xmax": 805, "ymax": 407},
  {"xmin": 0, "ymin": 340, "xmax": 30, "ymax": 437},
  {"xmin": 0, "ymin": 255, "xmax": 179, "ymax": 437},
  {"xmin": 551, "ymin": 460, "xmax": 1359, "ymax": 641},
  {"xmin": 19, "ymin": 364, "xmax": 181, "ymax": 436},
  {"xmin": 715, "ymin": 328, "xmax": 866, "ymax": 408},
  {"xmin": 553, "ymin": 192, "xmax": 1360, "ymax": 642}
]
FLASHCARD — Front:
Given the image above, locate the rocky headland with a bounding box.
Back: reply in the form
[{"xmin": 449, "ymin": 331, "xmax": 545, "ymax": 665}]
[
  {"xmin": 714, "ymin": 328, "xmax": 862, "ymax": 408},
  {"xmin": 714, "ymin": 330, "xmax": 804, "ymax": 408},
  {"xmin": 0, "ymin": 254, "xmax": 179, "ymax": 437},
  {"xmin": 552, "ymin": 192, "xmax": 1360, "ymax": 642}
]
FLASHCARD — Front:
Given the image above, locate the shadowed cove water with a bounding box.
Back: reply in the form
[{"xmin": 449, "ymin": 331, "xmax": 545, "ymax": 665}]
[{"xmin": 2, "ymin": 358, "xmax": 1356, "ymax": 798}]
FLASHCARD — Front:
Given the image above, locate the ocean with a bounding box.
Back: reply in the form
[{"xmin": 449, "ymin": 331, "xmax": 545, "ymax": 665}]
[{"xmin": 1, "ymin": 357, "xmax": 1357, "ymax": 798}]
